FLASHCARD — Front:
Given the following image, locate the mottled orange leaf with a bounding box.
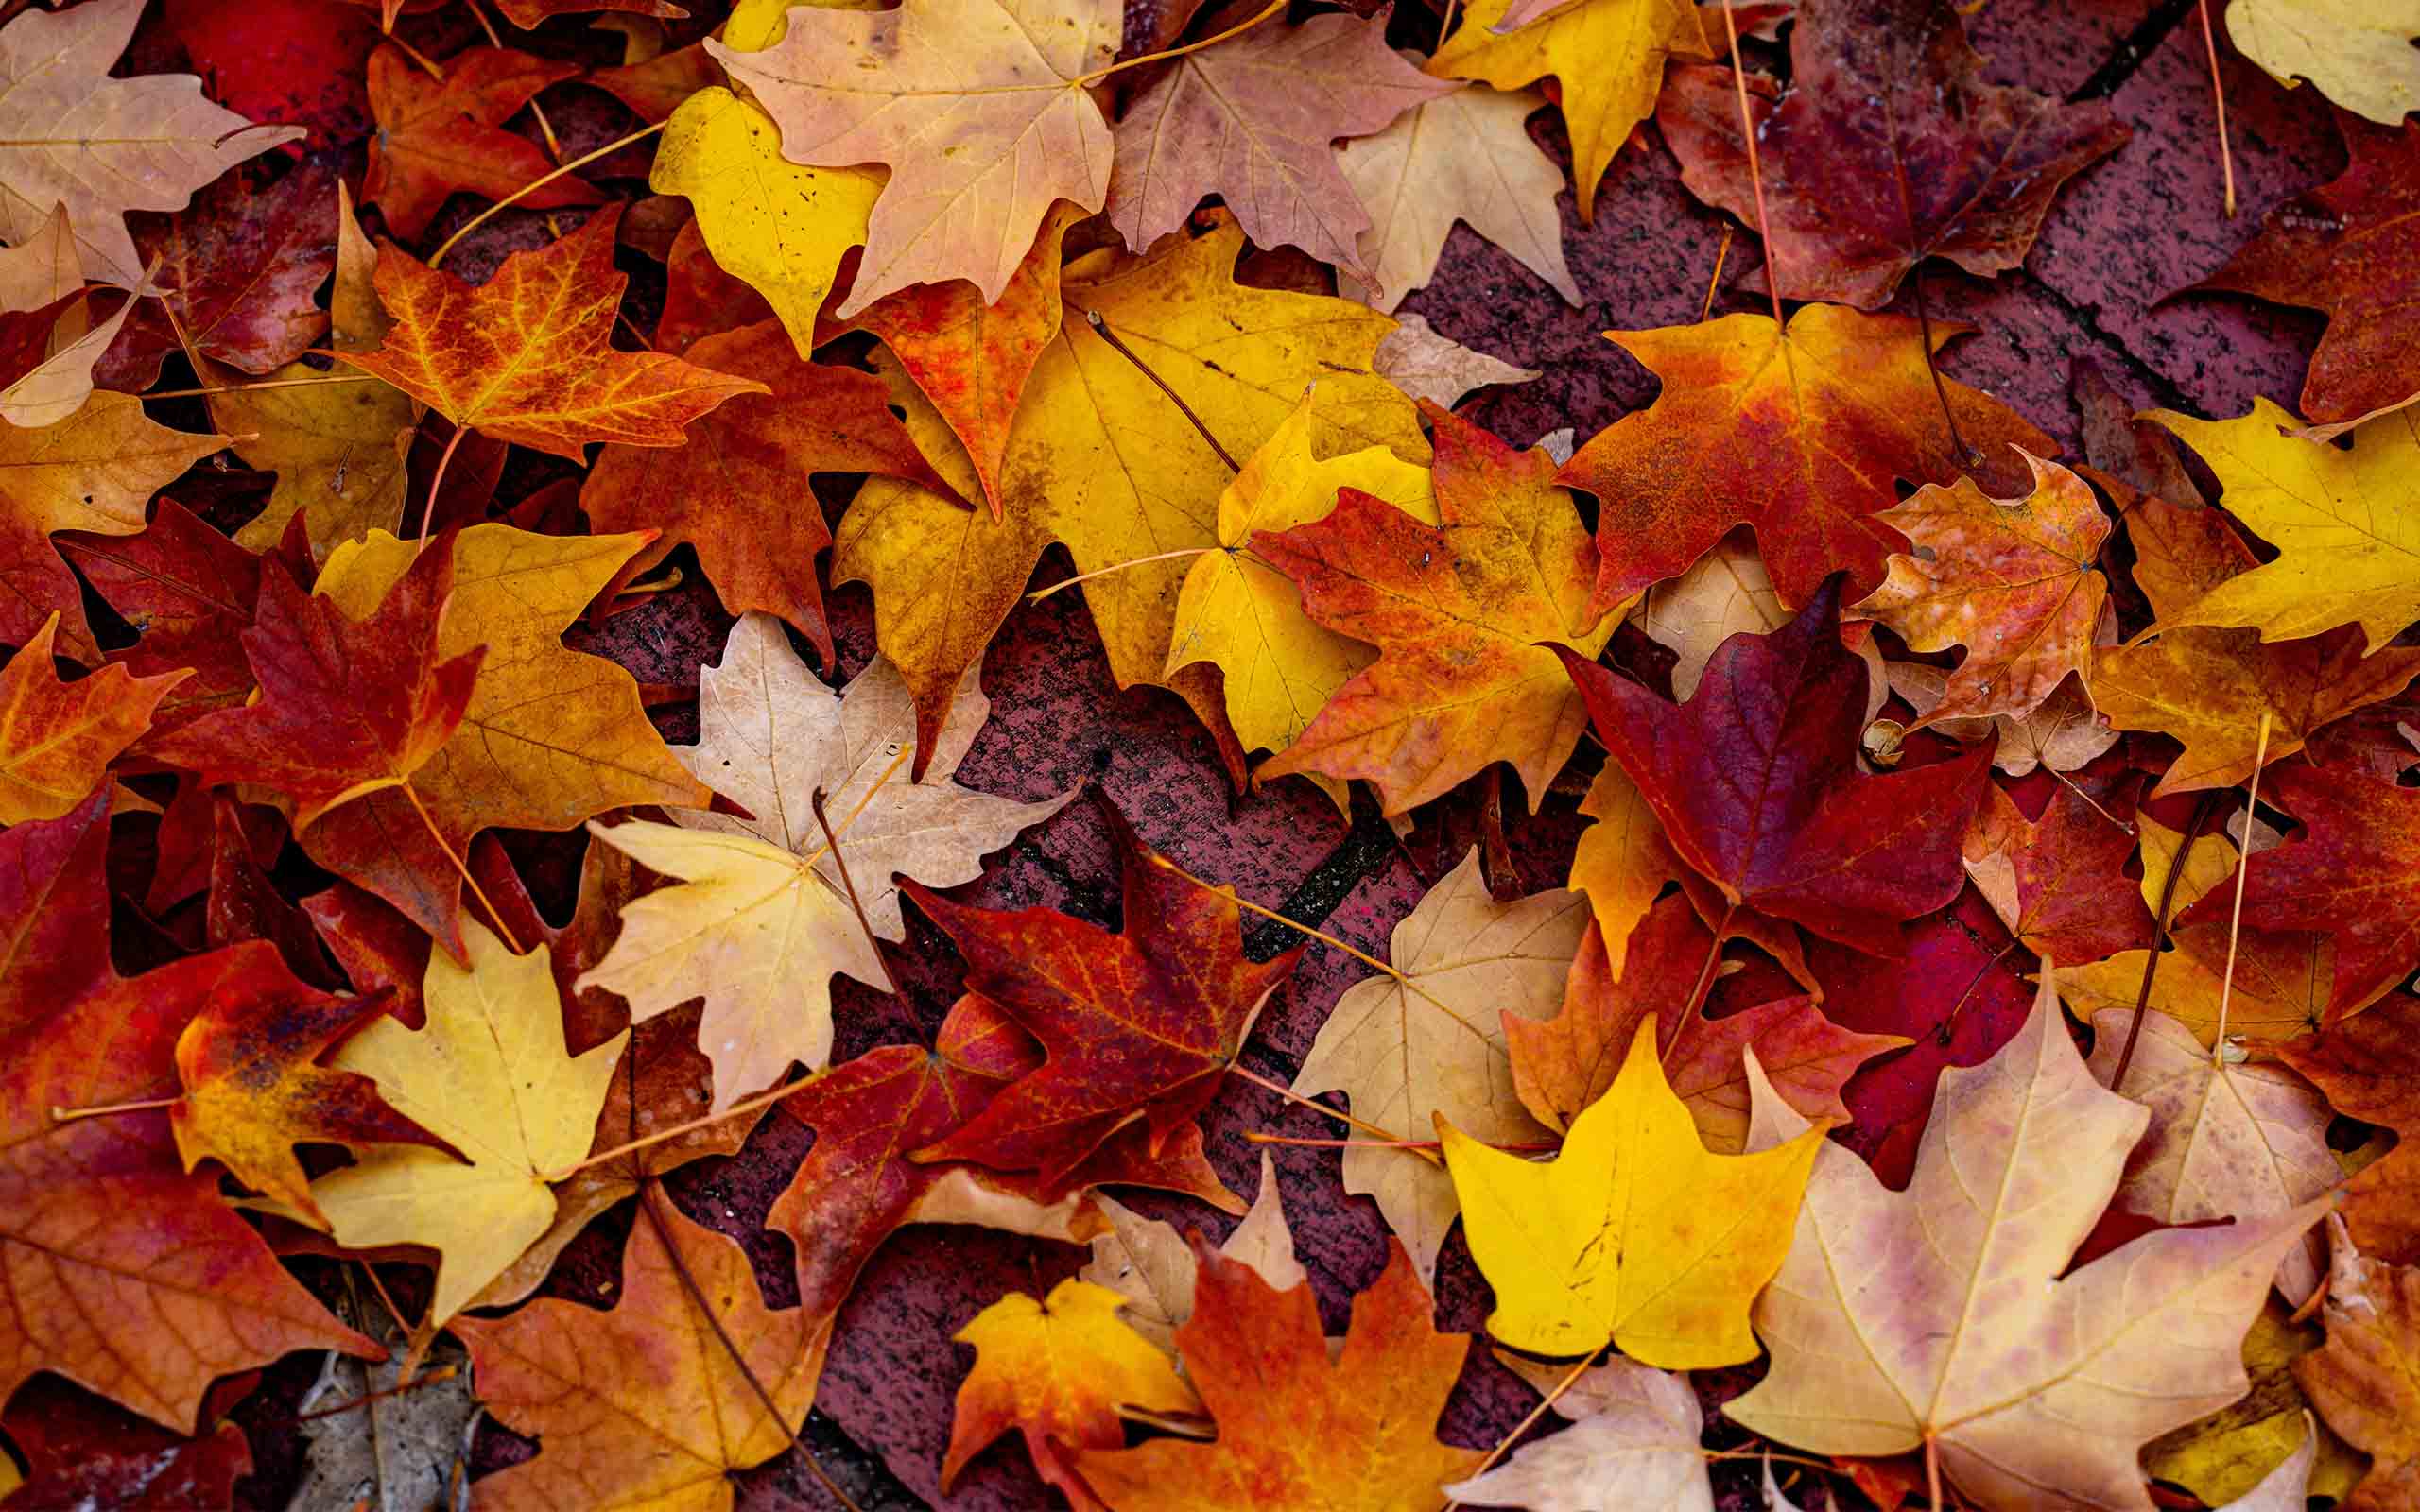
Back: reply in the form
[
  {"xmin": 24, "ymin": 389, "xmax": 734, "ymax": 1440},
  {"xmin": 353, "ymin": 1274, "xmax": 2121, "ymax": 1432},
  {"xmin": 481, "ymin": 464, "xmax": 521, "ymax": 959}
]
[
  {"xmin": 906, "ymin": 805, "xmax": 1301, "ymax": 1184},
  {"xmin": 1253, "ymin": 404, "xmax": 1611, "ymax": 816},
  {"xmin": 1561, "ymin": 306, "xmax": 2052, "ymax": 613},
  {"xmin": 0, "ymin": 610, "xmax": 185, "ymax": 823},
  {"xmin": 581, "ymin": 320, "xmax": 957, "ymax": 665},
  {"xmin": 2274, "ymin": 993, "xmax": 2420, "ymax": 1266},
  {"xmin": 360, "ymin": 45, "xmax": 596, "ymax": 241},
  {"xmin": 168, "ymin": 968, "xmax": 448, "ymax": 1224},
  {"xmin": 451, "ymin": 1195, "xmax": 816, "ymax": 1512},
  {"xmin": 338, "ymin": 208, "xmax": 765, "ymax": 461},
  {"xmin": 0, "ymin": 795, "xmax": 373, "ymax": 1432}
]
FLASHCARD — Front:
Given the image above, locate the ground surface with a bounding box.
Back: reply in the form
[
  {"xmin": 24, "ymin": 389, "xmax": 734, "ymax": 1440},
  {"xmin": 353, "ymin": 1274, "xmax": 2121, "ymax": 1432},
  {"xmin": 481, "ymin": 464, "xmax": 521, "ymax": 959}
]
[{"xmin": 161, "ymin": 0, "xmax": 2350, "ymax": 1505}]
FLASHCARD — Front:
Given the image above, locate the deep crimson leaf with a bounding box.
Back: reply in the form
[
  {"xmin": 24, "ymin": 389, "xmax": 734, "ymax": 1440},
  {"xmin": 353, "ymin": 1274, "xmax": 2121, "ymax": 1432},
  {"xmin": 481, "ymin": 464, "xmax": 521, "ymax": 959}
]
[
  {"xmin": 904, "ymin": 806, "xmax": 1302, "ymax": 1183},
  {"xmin": 60, "ymin": 498, "xmax": 264, "ymax": 740},
  {"xmin": 1962, "ymin": 777, "xmax": 2155, "ymax": 967},
  {"xmin": 1556, "ymin": 576, "xmax": 1994, "ymax": 956},
  {"xmin": 0, "ymin": 1374, "xmax": 253, "ymax": 1511}
]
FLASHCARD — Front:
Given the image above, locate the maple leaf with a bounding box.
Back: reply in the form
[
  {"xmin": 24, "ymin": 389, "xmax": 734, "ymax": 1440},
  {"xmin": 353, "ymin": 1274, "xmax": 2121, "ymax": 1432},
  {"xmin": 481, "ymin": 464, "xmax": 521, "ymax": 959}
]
[
  {"xmin": 2144, "ymin": 1300, "xmax": 2355, "ymax": 1507},
  {"xmin": 300, "ymin": 523, "xmax": 712, "ymax": 954},
  {"xmin": 1289, "ymin": 849, "xmax": 1585, "ymax": 1279},
  {"xmin": 2295, "ymin": 1222, "xmax": 2420, "ymax": 1511},
  {"xmin": 1508, "ymin": 896, "xmax": 1906, "ymax": 1151},
  {"xmin": 0, "ymin": 0, "xmax": 303, "ymax": 287},
  {"xmin": 2083, "ymin": 1008, "xmax": 2338, "ymax": 1305},
  {"xmin": 1853, "ymin": 453, "xmax": 2112, "ymax": 725},
  {"xmin": 1563, "ymin": 306, "xmax": 2054, "ymax": 611},
  {"xmin": 360, "ymin": 45, "xmax": 595, "ymax": 241},
  {"xmin": 337, "ymin": 208, "xmax": 765, "ymax": 461},
  {"xmin": 908, "ymin": 804, "xmax": 1300, "ymax": 1184},
  {"xmin": 1108, "ymin": 10, "xmax": 1455, "ymax": 276},
  {"xmin": 0, "ymin": 610, "xmax": 184, "ymax": 823},
  {"xmin": 1887, "ymin": 662, "xmax": 2117, "ymax": 777},
  {"xmin": 1566, "ymin": 762, "xmax": 1678, "ymax": 978},
  {"xmin": 0, "ymin": 203, "xmax": 81, "ymax": 317},
  {"xmin": 1960, "ymin": 779, "xmax": 2154, "ymax": 966},
  {"xmin": 1254, "ymin": 404, "xmax": 1612, "ymax": 815},
  {"xmin": 1079, "ymin": 1150, "xmax": 1305, "ymax": 1357},
  {"xmin": 833, "ymin": 214, "xmax": 1424, "ymax": 772},
  {"xmin": 1076, "ymin": 1237, "xmax": 1483, "ymax": 1510},
  {"xmin": 2176, "ymin": 763, "xmax": 2420, "ymax": 1022},
  {"xmin": 144, "ymin": 539, "xmax": 481, "ymax": 831},
  {"xmin": 302, "ymin": 920, "xmax": 625, "ymax": 1323},
  {"xmin": 2226, "ymin": 0, "xmax": 2419, "ymax": 127},
  {"xmin": 59, "ymin": 498, "xmax": 263, "ymax": 739},
  {"xmin": 711, "ymin": 0, "xmax": 1121, "ymax": 315},
  {"xmin": 0, "ymin": 796, "xmax": 374, "ymax": 1432},
  {"xmin": 1443, "ymin": 1354, "xmax": 1716, "ymax": 1512},
  {"xmin": 99, "ymin": 156, "xmax": 337, "ymax": 388},
  {"xmin": 167, "ymin": 966, "xmax": 447, "ymax": 1224},
  {"xmin": 590, "ymin": 38, "xmax": 717, "ymax": 124},
  {"xmin": 0, "ymin": 1376, "xmax": 255, "ymax": 1512},
  {"xmin": 1373, "ymin": 314, "xmax": 1542, "ymax": 407},
  {"xmin": 452, "ymin": 1195, "xmax": 816, "ymax": 1512},
  {"xmin": 2147, "ymin": 400, "xmax": 2420, "ymax": 656},
  {"xmin": 2273, "ymin": 994, "xmax": 2420, "ymax": 1268},
  {"xmin": 1443, "ymin": 1019, "xmax": 1823, "ymax": 1367},
  {"xmin": 943, "ymin": 1279, "xmax": 1201, "ymax": 1507},
  {"xmin": 1560, "ymin": 576, "xmax": 1994, "ymax": 956},
  {"xmin": 2100, "ymin": 486, "xmax": 2420, "ymax": 797},
  {"xmin": 2191, "ymin": 117, "xmax": 2420, "ymax": 431},
  {"xmin": 1428, "ymin": 0, "xmax": 1716, "ymax": 223},
  {"xmin": 1165, "ymin": 392, "xmax": 1436, "ymax": 782},
  {"xmin": 578, "ymin": 614, "xmax": 1070, "ymax": 1109},
  {"xmin": 648, "ymin": 84, "xmax": 880, "ymax": 358},
  {"xmin": 1338, "ymin": 80, "xmax": 1580, "ymax": 311},
  {"xmin": 1726, "ymin": 975, "xmax": 2328, "ymax": 1512},
  {"xmin": 1657, "ymin": 0, "xmax": 2127, "ymax": 308},
  {"xmin": 581, "ymin": 323, "xmax": 958, "ymax": 662},
  {"xmin": 854, "ymin": 203, "xmax": 1081, "ymax": 520},
  {"xmin": 0, "ymin": 394, "xmax": 226, "ymax": 661}
]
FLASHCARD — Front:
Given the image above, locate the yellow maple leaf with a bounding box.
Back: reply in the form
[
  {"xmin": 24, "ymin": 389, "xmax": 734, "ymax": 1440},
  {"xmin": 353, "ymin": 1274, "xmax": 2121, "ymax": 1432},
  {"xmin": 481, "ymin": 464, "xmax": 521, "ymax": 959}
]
[
  {"xmin": 1165, "ymin": 393, "xmax": 1434, "ymax": 779},
  {"xmin": 305, "ymin": 921, "xmax": 625, "ymax": 1323},
  {"xmin": 2151, "ymin": 400, "xmax": 2420, "ymax": 653},
  {"xmin": 1440, "ymin": 1019, "xmax": 1823, "ymax": 1367},
  {"xmin": 1428, "ymin": 0, "xmax": 1714, "ymax": 223},
  {"xmin": 2226, "ymin": 0, "xmax": 2419, "ymax": 126},
  {"xmin": 648, "ymin": 85, "xmax": 881, "ymax": 359},
  {"xmin": 834, "ymin": 215, "xmax": 1425, "ymax": 767},
  {"xmin": 943, "ymin": 1279, "xmax": 1201, "ymax": 1505}
]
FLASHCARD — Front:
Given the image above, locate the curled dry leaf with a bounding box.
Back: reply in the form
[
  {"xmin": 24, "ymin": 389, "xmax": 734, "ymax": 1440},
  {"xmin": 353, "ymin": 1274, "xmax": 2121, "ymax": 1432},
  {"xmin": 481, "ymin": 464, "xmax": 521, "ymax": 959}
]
[{"xmin": 1445, "ymin": 1354, "xmax": 1714, "ymax": 1512}]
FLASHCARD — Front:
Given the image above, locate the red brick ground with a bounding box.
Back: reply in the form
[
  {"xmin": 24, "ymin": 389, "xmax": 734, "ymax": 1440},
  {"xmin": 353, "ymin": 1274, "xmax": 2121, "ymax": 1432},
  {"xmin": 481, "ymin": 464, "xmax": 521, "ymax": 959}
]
[{"xmin": 182, "ymin": 0, "xmax": 2344, "ymax": 1505}]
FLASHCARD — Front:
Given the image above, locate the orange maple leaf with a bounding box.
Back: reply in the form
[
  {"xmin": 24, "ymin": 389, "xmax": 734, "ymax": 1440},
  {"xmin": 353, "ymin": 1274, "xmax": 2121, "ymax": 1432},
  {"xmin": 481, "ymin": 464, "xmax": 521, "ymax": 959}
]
[{"xmin": 337, "ymin": 206, "xmax": 766, "ymax": 462}]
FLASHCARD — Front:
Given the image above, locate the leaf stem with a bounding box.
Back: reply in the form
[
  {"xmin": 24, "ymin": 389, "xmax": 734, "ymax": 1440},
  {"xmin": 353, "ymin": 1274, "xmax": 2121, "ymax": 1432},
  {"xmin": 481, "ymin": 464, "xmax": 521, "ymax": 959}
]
[
  {"xmin": 1028, "ymin": 547, "xmax": 1221, "ymax": 604},
  {"xmin": 399, "ymin": 782, "xmax": 527, "ymax": 955},
  {"xmin": 293, "ymin": 1364, "xmax": 460, "ymax": 1422},
  {"xmin": 1447, "ymin": 1351, "xmax": 1598, "ymax": 1510},
  {"xmin": 411, "ymin": 422, "xmax": 465, "ymax": 558},
  {"xmin": 427, "ymin": 120, "xmax": 668, "ymax": 270},
  {"xmin": 1081, "ymin": 310, "xmax": 1242, "ymax": 472},
  {"xmin": 2211, "ymin": 712, "xmax": 2273, "ymax": 1060},
  {"xmin": 797, "ymin": 742, "xmax": 914, "ymax": 871},
  {"xmin": 1072, "ymin": 0, "xmax": 1286, "ymax": 87},
  {"xmin": 144, "ymin": 373, "xmax": 385, "ymax": 401},
  {"xmin": 1700, "ymin": 225, "xmax": 1734, "ymax": 321},
  {"xmin": 1719, "ymin": 0, "xmax": 1785, "ymax": 327},
  {"xmin": 51, "ymin": 1093, "xmax": 180, "ymax": 1124},
  {"xmin": 548, "ymin": 1069, "xmax": 825, "ymax": 1180},
  {"xmin": 2110, "ymin": 785, "xmax": 2221, "ymax": 1091},
  {"xmin": 813, "ymin": 787, "xmax": 898, "ymax": 996},
  {"xmin": 1244, "ymin": 1130, "xmax": 1561, "ymax": 1153},
  {"xmin": 1228, "ymin": 1064, "xmax": 1431, "ymax": 1158},
  {"xmin": 2197, "ymin": 0, "xmax": 2238, "ymax": 217},
  {"xmin": 1663, "ymin": 903, "xmax": 1734, "ymax": 1069}
]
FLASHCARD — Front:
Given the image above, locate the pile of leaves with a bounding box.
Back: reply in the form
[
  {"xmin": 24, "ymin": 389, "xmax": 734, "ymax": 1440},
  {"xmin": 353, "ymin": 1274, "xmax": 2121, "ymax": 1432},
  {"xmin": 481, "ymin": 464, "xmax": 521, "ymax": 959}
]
[{"xmin": 0, "ymin": 0, "xmax": 2415, "ymax": 1506}]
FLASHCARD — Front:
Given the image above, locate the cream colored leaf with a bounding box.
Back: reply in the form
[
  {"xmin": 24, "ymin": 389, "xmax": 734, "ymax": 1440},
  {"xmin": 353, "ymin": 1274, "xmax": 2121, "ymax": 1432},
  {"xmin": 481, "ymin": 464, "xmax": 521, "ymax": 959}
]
[
  {"xmin": 1446, "ymin": 1354, "xmax": 1713, "ymax": 1512},
  {"xmin": 1373, "ymin": 314, "xmax": 1543, "ymax": 408},
  {"xmin": 0, "ymin": 203, "xmax": 79, "ymax": 314},
  {"xmin": 308, "ymin": 923, "xmax": 625, "ymax": 1324},
  {"xmin": 2086, "ymin": 1008, "xmax": 2338, "ymax": 1304},
  {"xmin": 1728, "ymin": 973, "xmax": 2329, "ymax": 1511},
  {"xmin": 676, "ymin": 612, "xmax": 1074, "ymax": 938},
  {"xmin": 1079, "ymin": 1151, "xmax": 1305, "ymax": 1358},
  {"xmin": 1289, "ymin": 850, "xmax": 1585, "ymax": 1281},
  {"xmin": 0, "ymin": 284, "xmax": 137, "ymax": 428},
  {"xmin": 1889, "ymin": 661, "xmax": 2118, "ymax": 777},
  {"xmin": 1339, "ymin": 81, "xmax": 1579, "ymax": 311},
  {"xmin": 0, "ymin": 0, "xmax": 303, "ymax": 287}
]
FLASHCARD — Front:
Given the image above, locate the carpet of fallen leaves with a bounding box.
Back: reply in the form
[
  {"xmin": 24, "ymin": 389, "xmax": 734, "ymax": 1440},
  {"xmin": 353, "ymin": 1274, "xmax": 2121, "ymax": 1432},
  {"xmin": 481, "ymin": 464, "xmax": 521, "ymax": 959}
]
[{"xmin": 0, "ymin": 0, "xmax": 2416, "ymax": 1508}]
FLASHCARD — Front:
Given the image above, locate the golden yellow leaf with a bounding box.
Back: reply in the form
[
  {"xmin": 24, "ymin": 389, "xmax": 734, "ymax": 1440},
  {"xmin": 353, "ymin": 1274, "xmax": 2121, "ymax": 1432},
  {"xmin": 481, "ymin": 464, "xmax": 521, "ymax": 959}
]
[
  {"xmin": 648, "ymin": 85, "xmax": 882, "ymax": 358},
  {"xmin": 2227, "ymin": 0, "xmax": 2418, "ymax": 125},
  {"xmin": 1442, "ymin": 1019, "xmax": 1823, "ymax": 1367},
  {"xmin": 1565, "ymin": 762, "xmax": 1676, "ymax": 980},
  {"xmin": 1165, "ymin": 394, "xmax": 1434, "ymax": 775},
  {"xmin": 1428, "ymin": 0, "xmax": 1713, "ymax": 222},
  {"xmin": 833, "ymin": 215, "xmax": 1424, "ymax": 765},
  {"xmin": 209, "ymin": 360, "xmax": 414, "ymax": 559},
  {"xmin": 2145, "ymin": 1301, "xmax": 2362, "ymax": 1507},
  {"xmin": 2151, "ymin": 401, "xmax": 2420, "ymax": 653},
  {"xmin": 305, "ymin": 922, "xmax": 625, "ymax": 1323}
]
